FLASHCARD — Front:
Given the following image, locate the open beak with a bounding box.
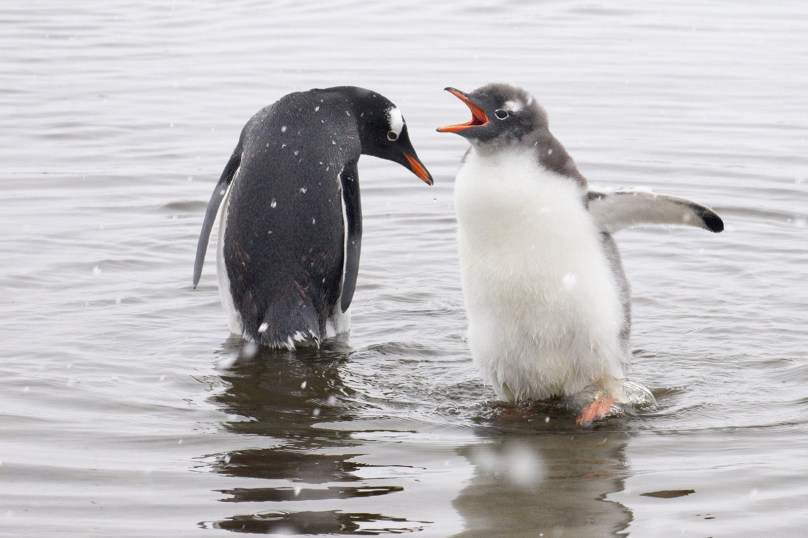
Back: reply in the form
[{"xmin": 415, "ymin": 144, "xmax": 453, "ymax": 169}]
[
  {"xmin": 437, "ymin": 88, "xmax": 489, "ymax": 133},
  {"xmin": 404, "ymin": 153, "xmax": 434, "ymax": 185}
]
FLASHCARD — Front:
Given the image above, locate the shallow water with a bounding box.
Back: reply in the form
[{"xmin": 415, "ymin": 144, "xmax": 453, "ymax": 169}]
[{"xmin": 2, "ymin": 1, "xmax": 807, "ymax": 536}]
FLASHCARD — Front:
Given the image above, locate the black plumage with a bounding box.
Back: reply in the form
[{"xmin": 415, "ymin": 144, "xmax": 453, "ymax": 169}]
[{"xmin": 194, "ymin": 87, "xmax": 432, "ymax": 347}]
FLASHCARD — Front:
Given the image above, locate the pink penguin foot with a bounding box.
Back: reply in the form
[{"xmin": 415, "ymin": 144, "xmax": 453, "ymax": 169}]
[{"xmin": 576, "ymin": 396, "xmax": 616, "ymax": 427}]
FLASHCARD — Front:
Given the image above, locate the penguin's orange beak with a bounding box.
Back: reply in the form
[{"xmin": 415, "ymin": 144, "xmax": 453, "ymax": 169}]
[
  {"xmin": 437, "ymin": 88, "xmax": 489, "ymax": 133},
  {"xmin": 404, "ymin": 153, "xmax": 433, "ymax": 185}
]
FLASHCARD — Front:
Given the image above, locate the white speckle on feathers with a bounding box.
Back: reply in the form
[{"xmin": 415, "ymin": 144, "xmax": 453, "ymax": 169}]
[
  {"xmin": 281, "ymin": 125, "xmax": 287, "ymax": 132},
  {"xmin": 258, "ymin": 322, "xmax": 268, "ymax": 333},
  {"xmin": 562, "ymin": 272, "xmax": 577, "ymax": 291},
  {"xmin": 270, "ymin": 199, "xmax": 277, "ymax": 208},
  {"xmin": 314, "ymin": 106, "xmax": 320, "ymax": 112}
]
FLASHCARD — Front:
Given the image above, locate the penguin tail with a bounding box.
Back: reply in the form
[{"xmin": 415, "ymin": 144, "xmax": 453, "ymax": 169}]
[{"xmin": 251, "ymin": 296, "xmax": 323, "ymax": 350}]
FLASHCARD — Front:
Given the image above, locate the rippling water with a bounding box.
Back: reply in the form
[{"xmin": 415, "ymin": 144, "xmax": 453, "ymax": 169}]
[{"xmin": 2, "ymin": 1, "xmax": 807, "ymax": 536}]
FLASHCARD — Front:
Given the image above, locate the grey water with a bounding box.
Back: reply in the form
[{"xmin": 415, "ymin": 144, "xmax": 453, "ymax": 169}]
[{"xmin": 1, "ymin": 1, "xmax": 807, "ymax": 536}]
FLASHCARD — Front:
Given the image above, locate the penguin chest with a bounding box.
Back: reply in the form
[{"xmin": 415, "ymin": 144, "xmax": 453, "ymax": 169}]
[{"xmin": 454, "ymin": 149, "xmax": 626, "ymax": 398}]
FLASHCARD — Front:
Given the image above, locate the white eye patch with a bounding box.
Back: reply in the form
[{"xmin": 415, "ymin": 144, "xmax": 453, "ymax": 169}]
[
  {"xmin": 503, "ymin": 100, "xmax": 524, "ymax": 113},
  {"xmin": 386, "ymin": 106, "xmax": 404, "ymax": 137}
]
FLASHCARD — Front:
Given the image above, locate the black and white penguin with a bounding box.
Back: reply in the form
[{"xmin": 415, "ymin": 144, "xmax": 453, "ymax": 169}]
[
  {"xmin": 194, "ymin": 86, "xmax": 432, "ymax": 349},
  {"xmin": 438, "ymin": 84, "xmax": 723, "ymax": 425}
]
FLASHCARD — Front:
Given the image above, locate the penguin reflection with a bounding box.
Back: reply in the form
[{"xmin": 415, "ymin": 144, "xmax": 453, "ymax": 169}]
[
  {"xmin": 205, "ymin": 342, "xmax": 423, "ymax": 534},
  {"xmin": 451, "ymin": 406, "xmax": 632, "ymax": 538}
]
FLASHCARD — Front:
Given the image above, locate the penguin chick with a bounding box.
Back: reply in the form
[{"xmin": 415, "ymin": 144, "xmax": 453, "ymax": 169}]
[
  {"xmin": 194, "ymin": 86, "xmax": 433, "ymax": 349},
  {"xmin": 438, "ymin": 84, "xmax": 722, "ymax": 425}
]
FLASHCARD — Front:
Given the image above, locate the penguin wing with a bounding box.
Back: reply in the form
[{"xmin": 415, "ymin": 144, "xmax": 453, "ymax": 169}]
[
  {"xmin": 192, "ymin": 143, "xmax": 242, "ymax": 288},
  {"xmin": 587, "ymin": 188, "xmax": 723, "ymax": 234},
  {"xmin": 339, "ymin": 161, "xmax": 362, "ymax": 313}
]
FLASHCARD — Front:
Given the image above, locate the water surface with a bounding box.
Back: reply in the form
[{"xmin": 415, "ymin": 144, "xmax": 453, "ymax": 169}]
[{"xmin": 2, "ymin": 1, "xmax": 807, "ymax": 536}]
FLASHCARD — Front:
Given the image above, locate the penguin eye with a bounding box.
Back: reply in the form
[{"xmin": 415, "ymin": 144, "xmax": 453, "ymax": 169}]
[
  {"xmin": 387, "ymin": 131, "xmax": 398, "ymax": 141},
  {"xmin": 495, "ymin": 109, "xmax": 510, "ymax": 120}
]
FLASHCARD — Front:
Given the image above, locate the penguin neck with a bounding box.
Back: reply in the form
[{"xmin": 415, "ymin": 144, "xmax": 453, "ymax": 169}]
[
  {"xmin": 467, "ymin": 131, "xmax": 540, "ymax": 158},
  {"xmin": 466, "ymin": 141, "xmax": 535, "ymax": 167}
]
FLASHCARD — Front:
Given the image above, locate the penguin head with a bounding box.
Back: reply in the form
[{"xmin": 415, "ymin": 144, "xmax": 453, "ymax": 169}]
[
  {"xmin": 350, "ymin": 89, "xmax": 433, "ymax": 185},
  {"xmin": 437, "ymin": 84, "xmax": 548, "ymax": 148}
]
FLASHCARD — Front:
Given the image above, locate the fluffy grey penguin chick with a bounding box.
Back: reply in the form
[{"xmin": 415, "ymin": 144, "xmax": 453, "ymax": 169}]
[
  {"xmin": 194, "ymin": 87, "xmax": 433, "ymax": 350},
  {"xmin": 438, "ymin": 84, "xmax": 723, "ymax": 426}
]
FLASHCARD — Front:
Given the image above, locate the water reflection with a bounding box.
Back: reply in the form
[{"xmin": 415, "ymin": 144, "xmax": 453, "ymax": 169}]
[
  {"xmin": 452, "ymin": 404, "xmax": 633, "ymax": 538},
  {"xmin": 202, "ymin": 340, "xmax": 634, "ymax": 536},
  {"xmin": 203, "ymin": 341, "xmax": 427, "ymax": 534},
  {"xmin": 211, "ymin": 510, "xmax": 423, "ymax": 535}
]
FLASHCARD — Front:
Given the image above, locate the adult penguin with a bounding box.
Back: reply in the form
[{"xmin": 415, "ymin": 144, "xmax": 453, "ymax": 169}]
[{"xmin": 194, "ymin": 86, "xmax": 433, "ymax": 349}]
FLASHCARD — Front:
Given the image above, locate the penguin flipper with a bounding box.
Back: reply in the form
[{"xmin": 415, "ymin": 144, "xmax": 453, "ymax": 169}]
[
  {"xmin": 587, "ymin": 189, "xmax": 723, "ymax": 234},
  {"xmin": 339, "ymin": 161, "xmax": 362, "ymax": 313},
  {"xmin": 193, "ymin": 144, "xmax": 242, "ymax": 288}
]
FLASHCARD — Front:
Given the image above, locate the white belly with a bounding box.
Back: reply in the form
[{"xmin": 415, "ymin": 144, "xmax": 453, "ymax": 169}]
[
  {"xmin": 216, "ymin": 173, "xmax": 245, "ymax": 337},
  {"xmin": 454, "ymin": 148, "xmax": 627, "ymax": 401}
]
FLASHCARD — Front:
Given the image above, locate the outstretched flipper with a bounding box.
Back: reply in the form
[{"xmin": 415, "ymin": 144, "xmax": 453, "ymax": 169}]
[
  {"xmin": 192, "ymin": 143, "xmax": 242, "ymax": 288},
  {"xmin": 588, "ymin": 188, "xmax": 724, "ymax": 234}
]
